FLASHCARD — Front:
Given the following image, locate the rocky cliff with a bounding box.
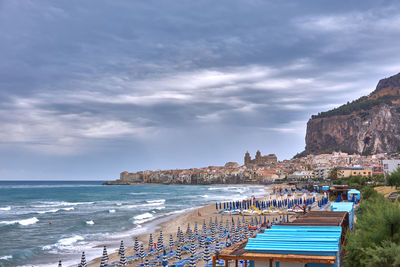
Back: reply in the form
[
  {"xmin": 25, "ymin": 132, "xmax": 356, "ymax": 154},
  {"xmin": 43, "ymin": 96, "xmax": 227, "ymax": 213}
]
[{"xmin": 304, "ymin": 72, "xmax": 400, "ymax": 155}]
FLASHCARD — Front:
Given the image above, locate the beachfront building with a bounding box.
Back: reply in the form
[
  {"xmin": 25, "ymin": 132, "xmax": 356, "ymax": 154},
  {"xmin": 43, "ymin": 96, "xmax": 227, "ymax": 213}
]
[
  {"xmin": 313, "ymin": 166, "xmax": 332, "ymax": 180},
  {"xmin": 214, "ymin": 211, "xmax": 349, "ymax": 267},
  {"xmin": 337, "ymin": 167, "xmax": 372, "ymax": 178},
  {"xmin": 382, "ymin": 159, "xmax": 400, "ymax": 175}
]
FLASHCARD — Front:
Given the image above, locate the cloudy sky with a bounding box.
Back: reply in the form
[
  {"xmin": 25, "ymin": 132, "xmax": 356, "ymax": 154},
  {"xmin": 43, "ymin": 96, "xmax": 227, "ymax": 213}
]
[{"xmin": 1, "ymin": 0, "xmax": 400, "ymax": 180}]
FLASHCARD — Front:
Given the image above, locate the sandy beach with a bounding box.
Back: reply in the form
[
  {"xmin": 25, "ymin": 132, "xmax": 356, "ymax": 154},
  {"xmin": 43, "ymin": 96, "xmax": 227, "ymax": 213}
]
[{"xmin": 86, "ymin": 185, "xmax": 316, "ymax": 267}]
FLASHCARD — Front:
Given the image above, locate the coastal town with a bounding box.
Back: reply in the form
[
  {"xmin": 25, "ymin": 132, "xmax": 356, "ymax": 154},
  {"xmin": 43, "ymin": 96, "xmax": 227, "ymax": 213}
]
[{"xmin": 107, "ymin": 150, "xmax": 400, "ymax": 185}]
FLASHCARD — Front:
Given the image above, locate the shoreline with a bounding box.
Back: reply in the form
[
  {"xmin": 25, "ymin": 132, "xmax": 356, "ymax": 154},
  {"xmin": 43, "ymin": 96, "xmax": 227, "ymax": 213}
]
[{"xmin": 85, "ymin": 185, "xmax": 298, "ymax": 267}]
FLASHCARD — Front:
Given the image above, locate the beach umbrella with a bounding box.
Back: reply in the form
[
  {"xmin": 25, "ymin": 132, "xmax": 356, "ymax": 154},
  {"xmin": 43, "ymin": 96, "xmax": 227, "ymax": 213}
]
[
  {"xmin": 119, "ymin": 243, "xmax": 127, "ymax": 266},
  {"xmin": 157, "ymin": 235, "xmax": 164, "ymax": 253},
  {"xmin": 189, "ymin": 254, "xmax": 196, "ymax": 267},
  {"xmin": 80, "ymin": 252, "xmax": 87, "ymax": 267},
  {"xmin": 203, "ymin": 244, "xmax": 211, "ymax": 263},
  {"xmin": 169, "ymin": 234, "xmax": 174, "ymax": 248},
  {"xmin": 216, "ymin": 202, "xmax": 218, "ymax": 210},
  {"xmin": 176, "ymin": 245, "xmax": 182, "ymax": 260},
  {"xmin": 225, "ymin": 219, "xmax": 229, "ymax": 231},
  {"xmin": 211, "ymin": 227, "xmax": 216, "ymax": 243},
  {"xmin": 194, "ymin": 222, "xmax": 198, "ymax": 235},
  {"xmin": 58, "ymin": 260, "xmax": 62, "ymax": 267},
  {"xmin": 118, "ymin": 241, "xmax": 124, "ymax": 255},
  {"xmin": 199, "ymin": 235, "xmax": 205, "ymax": 248},
  {"xmin": 190, "ymin": 242, "xmax": 196, "ymax": 256},
  {"xmin": 148, "ymin": 234, "xmax": 154, "ymax": 251},
  {"xmin": 202, "ymin": 220, "xmax": 207, "ymax": 234},
  {"xmin": 139, "ymin": 244, "xmax": 145, "ymax": 262},
  {"xmin": 99, "ymin": 254, "xmax": 107, "ymax": 267},
  {"xmin": 134, "ymin": 237, "xmax": 139, "ymax": 254},
  {"xmin": 144, "ymin": 259, "xmax": 149, "ymax": 266},
  {"xmin": 102, "ymin": 246, "xmax": 109, "ymax": 262},
  {"xmin": 186, "ymin": 223, "xmax": 192, "ymax": 236},
  {"xmin": 215, "ymin": 239, "xmax": 220, "ymax": 254},
  {"xmin": 215, "ymin": 217, "xmax": 218, "ymax": 229},
  {"xmin": 209, "ymin": 217, "xmax": 213, "ymax": 229},
  {"xmin": 176, "ymin": 227, "xmax": 181, "ymax": 241},
  {"xmin": 162, "ymin": 249, "xmax": 168, "ymax": 266}
]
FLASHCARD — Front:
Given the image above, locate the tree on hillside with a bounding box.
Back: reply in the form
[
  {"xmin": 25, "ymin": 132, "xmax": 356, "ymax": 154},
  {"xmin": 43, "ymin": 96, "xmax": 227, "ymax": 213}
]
[
  {"xmin": 386, "ymin": 167, "xmax": 400, "ymax": 187},
  {"xmin": 329, "ymin": 167, "xmax": 339, "ymax": 180}
]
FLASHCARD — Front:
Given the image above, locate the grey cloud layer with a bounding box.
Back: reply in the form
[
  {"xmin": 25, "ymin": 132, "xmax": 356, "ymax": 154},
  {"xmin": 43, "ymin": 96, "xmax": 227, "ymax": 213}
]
[{"xmin": 1, "ymin": 0, "xmax": 400, "ymax": 179}]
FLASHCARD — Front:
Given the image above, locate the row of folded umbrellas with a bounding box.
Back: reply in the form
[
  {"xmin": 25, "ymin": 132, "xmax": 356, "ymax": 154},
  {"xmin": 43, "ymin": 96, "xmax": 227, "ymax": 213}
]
[{"xmin": 58, "ymin": 215, "xmax": 287, "ymax": 267}]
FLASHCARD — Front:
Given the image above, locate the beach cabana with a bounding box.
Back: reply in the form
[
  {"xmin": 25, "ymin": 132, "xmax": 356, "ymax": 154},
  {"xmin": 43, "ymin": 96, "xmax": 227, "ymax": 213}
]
[
  {"xmin": 214, "ymin": 225, "xmax": 342, "ymax": 267},
  {"xmin": 330, "ymin": 202, "xmax": 354, "ymax": 230},
  {"xmin": 347, "ymin": 189, "xmax": 361, "ymax": 201}
]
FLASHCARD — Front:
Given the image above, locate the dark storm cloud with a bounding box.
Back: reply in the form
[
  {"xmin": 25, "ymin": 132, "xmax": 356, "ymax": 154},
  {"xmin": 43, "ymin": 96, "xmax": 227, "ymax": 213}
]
[{"xmin": 1, "ymin": 0, "xmax": 400, "ymax": 179}]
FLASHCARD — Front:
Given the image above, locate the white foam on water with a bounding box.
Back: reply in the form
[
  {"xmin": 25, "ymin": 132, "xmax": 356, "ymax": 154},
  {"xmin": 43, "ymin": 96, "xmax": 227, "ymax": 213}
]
[
  {"xmin": 0, "ymin": 255, "xmax": 12, "ymax": 260},
  {"xmin": 133, "ymin": 212, "xmax": 153, "ymax": 224},
  {"xmin": 0, "ymin": 206, "xmax": 11, "ymax": 211},
  {"xmin": 36, "ymin": 209, "xmax": 60, "ymax": 214},
  {"xmin": 146, "ymin": 199, "xmax": 165, "ymax": 204},
  {"xmin": 0, "ymin": 217, "xmax": 39, "ymax": 226},
  {"xmin": 116, "ymin": 203, "xmax": 122, "ymax": 206},
  {"xmin": 86, "ymin": 220, "xmax": 94, "ymax": 225},
  {"xmin": 33, "ymin": 201, "xmax": 94, "ymax": 208},
  {"xmin": 62, "ymin": 207, "xmax": 74, "ymax": 211},
  {"xmin": 202, "ymin": 194, "xmax": 209, "ymax": 198},
  {"xmin": 57, "ymin": 235, "xmax": 85, "ymax": 247},
  {"xmin": 109, "ymin": 209, "xmax": 116, "ymax": 213}
]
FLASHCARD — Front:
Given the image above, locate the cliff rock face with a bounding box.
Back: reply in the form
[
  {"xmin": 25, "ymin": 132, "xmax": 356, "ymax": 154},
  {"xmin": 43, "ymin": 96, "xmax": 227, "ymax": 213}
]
[{"xmin": 304, "ymin": 72, "xmax": 400, "ymax": 155}]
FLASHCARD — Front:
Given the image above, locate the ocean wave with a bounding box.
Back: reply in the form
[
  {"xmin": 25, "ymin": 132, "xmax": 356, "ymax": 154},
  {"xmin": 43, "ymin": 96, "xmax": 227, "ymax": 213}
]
[
  {"xmin": 109, "ymin": 209, "xmax": 116, "ymax": 213},
  {"xmin": 32, "ymin": 201, "xmax": 94, "ymax": 208},
  {"xmin": 0, "ymin": 255, "xmax": 12, "ymax": 260},
  {"xmin": 133, "ymin": 212, "xmax": 153, "ymax": 224},
  {"xmin": 146, "ymin": 199, "xmax": 165, "ymax": 204},
  {"xmin": 129, "ymin": 192, "xmax": 146, "ymax": 195},
  {"xmin": 0, "ymin": 206, "xmax": 11, "ymax": 211},
  {"xmin": 0, "ymin": 217, "xmax": 39, "ymax": 226},
  {"xmin": 36, "ymin": 209, "xmax": 59, "ymax": 214},
  {"xmin": 86, "ymin": 220, "xmax": 94, "ymax": 225},
  {"xmin": 58, "ymin": 235, "xmax": 84, "ymax": 247}
]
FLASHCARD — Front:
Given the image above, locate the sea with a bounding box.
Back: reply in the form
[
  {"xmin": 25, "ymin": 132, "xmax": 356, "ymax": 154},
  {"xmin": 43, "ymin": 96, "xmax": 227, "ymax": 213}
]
[{"xmin": 0, "ymin": 181, "xmax": 267, "ymax": 267}]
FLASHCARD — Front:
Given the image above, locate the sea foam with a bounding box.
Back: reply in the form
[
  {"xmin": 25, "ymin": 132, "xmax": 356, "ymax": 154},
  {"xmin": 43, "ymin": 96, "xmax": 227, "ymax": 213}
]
[
  {"xmin": 0, "ymin": 217, "xmax": 39, "ymax": 226},
  {"xmin": 0, "ymin": 206, "xmax": 11, "ymax": 211},
  {"xmin": 86, "ymin": 220, "xmax": 94, "ymax": 225},
  {"xmin": 133, "ymin": 212, "xmax": 153, "ymax": 224},
  {"xmin": 0, "ymin": 255, "xmax": 12, "ymax": 260}
]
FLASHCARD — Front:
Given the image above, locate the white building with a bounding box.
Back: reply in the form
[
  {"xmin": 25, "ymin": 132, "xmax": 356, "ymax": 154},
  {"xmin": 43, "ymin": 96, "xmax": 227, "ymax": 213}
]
[{"xmin": 383, "ymin": 159, "xmax": 400, "ymax": 175}]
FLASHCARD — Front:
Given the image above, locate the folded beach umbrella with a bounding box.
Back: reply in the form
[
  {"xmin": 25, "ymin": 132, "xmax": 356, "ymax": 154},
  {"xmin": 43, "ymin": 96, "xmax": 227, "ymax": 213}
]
[
  {"xmin": 176, "ymin": 227, "xmax": 181, "ymax": 240},
  {"xmin": 119, "ymin": 242, "xmax": 127, "ymax": 266},
  {"xmin": 189, "ymin": 254, "xmax": 196, "ymax": 267},
  {"xmin": 200, "ymin": 234, "xmax": 206, "ymax": 248},
  {"xmin": 148, "ymin": 234, "xmax": 154, "ymax": 251},
  {"xmin": 176, "ymin": 245, "xmax": 182, "ymax": 260},
  {"xmin": 194, "ymin": 222, "xmax": 198, "ymax": 235},
  {"xmin": 225, "ymin": 219, "xmax": 229, "ymax": 231},
  {"xmin": 159, "ymin": 230, "xmax": 164, "ymax": 245},
  {"xmin": 58, "ymin": 260, "xmax": 62, "ymax": 267},
  {"xmin": 118, "ymin": 240, "xmax": 124, "ymax": 255},
  {"xmin": 186, "ymin": 223, "xmax": 191, "ymax": 236},
  {"xmin": 162, "ymin": 249, "xmax": 168, "ymax": 266},
  {"xmin": 203, "ymin": 244, "xmax": 211, "ymax": 263},
  {"xmin": 144, "ymin": 259, "xmax": 149, "ymax": 266},
  {"xmin": 102, "ymin": 246, "xmax": 109, "ymax": 262},
  {"xmin": 202, "ymin": 220, "xmax": 207, "ymax": 234},
  {"xmin": 210, "ymin": 228, "xmax": 216, "ymax": 243},
  {"xmin": 190, "ymin": 242, "xmax": 196, "ymax": 256},
  {"xmin": 215, "ymin": 239, "xmax": 220, "ymax": 254},
  {"xmin": 80, "ymin": 252, "xmax": 87, "ymax": 267},
  {"xmin": 214, "ymin": 217, "xmax": 218, "ymax": 228},
  {"xmin": 139, "ymin": 244, "xmax": 145, "ymax": 262},
  {"xmin": 134, "ymin": 237, "xmax": 139, "ymax": 253},
  {"xmin": 157, "ymin": 235, "xmax": 163, "ymax": 253},
  {"xmin": 169, "ymin": 234, "xmax": 174, "ymax": 248}
]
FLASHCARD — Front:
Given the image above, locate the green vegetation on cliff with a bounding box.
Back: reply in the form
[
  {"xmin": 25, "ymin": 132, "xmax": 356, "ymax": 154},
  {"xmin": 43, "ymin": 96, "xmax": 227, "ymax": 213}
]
[{"xmin": 311, "ymin": 95, "xmax": 399, "ymax": 119}]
